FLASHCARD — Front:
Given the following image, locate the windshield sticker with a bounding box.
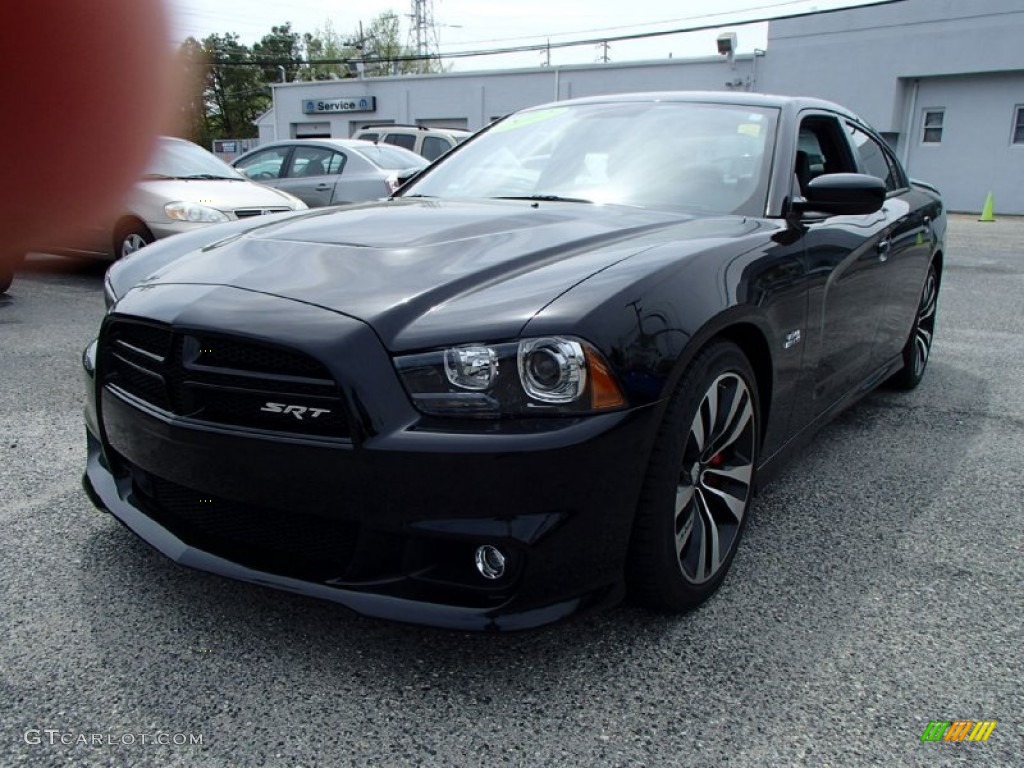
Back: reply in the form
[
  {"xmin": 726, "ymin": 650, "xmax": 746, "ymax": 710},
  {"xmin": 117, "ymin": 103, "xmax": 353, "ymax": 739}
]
[
  {"xmin": 492, "ymin": 107, "xmax": 568, "ymax": 133},
  {"xmin": 738, "ymin": 123, "xmax": 762, "ymax": 137}
]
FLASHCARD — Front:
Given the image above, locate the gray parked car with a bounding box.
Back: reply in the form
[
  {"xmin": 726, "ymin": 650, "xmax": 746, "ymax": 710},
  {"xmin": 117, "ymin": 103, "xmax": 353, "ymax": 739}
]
[
  {"xmin": 231, "ymin": 139, "xmax": 428, "ymax": 208},
  {"xmin": 33, "ymin": 137, "xmax": 307, "ymax": 264}
]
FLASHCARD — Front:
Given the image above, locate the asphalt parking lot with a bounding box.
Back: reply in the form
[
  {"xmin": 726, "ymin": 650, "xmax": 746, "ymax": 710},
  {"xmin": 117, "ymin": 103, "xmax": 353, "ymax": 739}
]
[{"xmin": 1, "ymin": 215, "xmax": 1021, "ymax": 767}]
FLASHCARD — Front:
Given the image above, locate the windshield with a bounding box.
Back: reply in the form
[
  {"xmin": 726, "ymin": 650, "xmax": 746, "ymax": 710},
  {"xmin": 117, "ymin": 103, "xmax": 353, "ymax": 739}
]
[
  {"xmin": 144, "ymin": 138, "xmax": 246, "ymax": 180},
  {"xmin": 353, "ymin": 144, "xmax": 429, "ymax": 170},
  {"xmin": 403, "ymin": 101, "xmax": 778, "ymax": 216}
]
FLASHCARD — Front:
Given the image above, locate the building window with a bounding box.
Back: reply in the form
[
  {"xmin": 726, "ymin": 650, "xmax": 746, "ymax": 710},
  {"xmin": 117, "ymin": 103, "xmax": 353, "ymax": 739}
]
[
  {"xmin": 1013, "ymin": 106, "xmax": 1024, "ymax": 145},
  {"xmin": 922, "ymin": 109, "xmax": 944, "ymax": 143}
]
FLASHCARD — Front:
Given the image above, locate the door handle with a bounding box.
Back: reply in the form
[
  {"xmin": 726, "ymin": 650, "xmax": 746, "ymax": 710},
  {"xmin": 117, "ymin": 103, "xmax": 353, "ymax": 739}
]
[
  {"xmin": 877, "ymin": 239, "xmax": 891, "ymax": 262},
  {"xmin": 315, "ymin": 183, "xmax": 331, "ymax": 190}
]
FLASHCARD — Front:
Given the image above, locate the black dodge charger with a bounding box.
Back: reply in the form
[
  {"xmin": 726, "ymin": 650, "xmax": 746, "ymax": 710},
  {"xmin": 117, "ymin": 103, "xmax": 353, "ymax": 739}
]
[{"xmin": 83, "ymin": 92, "xmax": 944, "ymax": 630}]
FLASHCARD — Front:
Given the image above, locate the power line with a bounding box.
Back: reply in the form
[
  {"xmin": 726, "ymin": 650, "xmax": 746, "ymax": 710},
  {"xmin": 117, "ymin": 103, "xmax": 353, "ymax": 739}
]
[
  {"xmin": 204, "ymin": 0, "xmax": 905, "ymax": 67},
  {"xmin": 440, "ymin": 0, "xmax": 869, "ymax": 47}
]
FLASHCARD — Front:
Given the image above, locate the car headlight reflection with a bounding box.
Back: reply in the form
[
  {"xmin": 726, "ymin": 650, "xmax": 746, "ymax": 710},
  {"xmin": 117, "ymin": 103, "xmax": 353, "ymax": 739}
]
[
  {"xmin": 395, "ymin": 336, "xmax": 625, "ymax": 417},
  {"xmin": 164, "ymin": 202, "xmax": 230, "ymax": 223}
]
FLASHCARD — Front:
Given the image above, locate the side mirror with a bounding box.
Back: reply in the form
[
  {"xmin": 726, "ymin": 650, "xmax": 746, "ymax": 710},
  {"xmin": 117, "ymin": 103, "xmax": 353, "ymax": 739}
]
[{"xmin": 792, "ymin": 173, "xmax": 885, "ymax": 216}]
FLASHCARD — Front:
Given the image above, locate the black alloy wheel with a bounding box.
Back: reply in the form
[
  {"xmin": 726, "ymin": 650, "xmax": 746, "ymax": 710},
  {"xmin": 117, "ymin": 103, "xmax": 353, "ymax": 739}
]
[
  {"xmin": 628, "ymin": 341, "xmax": 759, "ymax": 612},
  {"xmin": 888, "ymin": 262, "xmax": 939, "ymax": 390}
]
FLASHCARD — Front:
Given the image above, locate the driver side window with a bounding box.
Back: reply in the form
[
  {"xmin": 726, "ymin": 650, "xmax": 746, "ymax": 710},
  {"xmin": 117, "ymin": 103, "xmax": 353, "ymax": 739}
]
[{"xmin": 793, "ymin": 115, "xmax": 856, "ymax": 198}]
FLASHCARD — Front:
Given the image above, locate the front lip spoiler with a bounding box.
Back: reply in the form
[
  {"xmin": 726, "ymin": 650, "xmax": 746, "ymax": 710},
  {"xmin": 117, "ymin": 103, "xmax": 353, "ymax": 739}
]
[{"xmin": 83, "ymin": 451, "xmax": 608, "ymax": 632}]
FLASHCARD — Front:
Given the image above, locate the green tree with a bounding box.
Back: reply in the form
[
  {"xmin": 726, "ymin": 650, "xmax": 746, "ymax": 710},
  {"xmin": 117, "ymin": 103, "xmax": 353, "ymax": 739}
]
[
  {"xmin": 176, "ymin": 37, "xmax": 214, "ymax": 147},
  {"xmin": 177, "ymin": 14, "xmax": 446, "ymax": 144},
  {"xmin": 359, "ymin": 12, "xmax": 419, "ymax": 76},
  {"xmin": 253, "ymin": 23, "xmax": 303, "ymax": 83},
  {"xmin": 303, "ymin": 20, "xmax": 357, "ymax": 80},
  {"xmin": 195, "ymin": 33, "xmax": 269, "ymax": 139}
]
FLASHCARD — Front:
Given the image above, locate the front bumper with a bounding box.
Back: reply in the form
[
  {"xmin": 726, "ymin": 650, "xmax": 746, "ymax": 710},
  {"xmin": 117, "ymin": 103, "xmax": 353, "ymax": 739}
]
[{"xmin": 84, "ymin": 286, "xmax": 661, "ymax": 630}]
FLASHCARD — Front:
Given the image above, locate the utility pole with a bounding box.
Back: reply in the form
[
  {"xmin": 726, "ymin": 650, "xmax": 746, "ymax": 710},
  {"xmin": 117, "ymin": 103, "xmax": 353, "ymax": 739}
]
[
  {"xmin": 346, "ymin": 21, "xmax": 368, "ymax": 78},
  {"xmin": 408, "ymin": 0, "xmax": 440, "ymax": 74}
]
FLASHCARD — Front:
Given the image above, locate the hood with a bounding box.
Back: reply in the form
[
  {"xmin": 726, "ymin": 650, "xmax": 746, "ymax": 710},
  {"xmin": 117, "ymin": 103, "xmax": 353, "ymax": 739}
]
[
  {"xmin": 117, "ymin": 199, "xmax": 742, "ymax": 349},
  {"xmin": 132, "ymin": 178, "xmax": 301, "ymax": 214}
]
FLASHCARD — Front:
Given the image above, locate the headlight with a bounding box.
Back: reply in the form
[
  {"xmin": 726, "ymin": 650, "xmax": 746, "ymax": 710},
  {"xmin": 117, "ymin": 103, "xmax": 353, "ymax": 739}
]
[
  {"xmin": 278, "ymin": 192, "xmax": 308, "ymax": 210},
  {"xmin": 395, "ymin": 336, "xmax": 625, "ymax": 417},
  {"xmin": 518, "ymin": 338, "xmax": 586, "ymax": 403},
  {"xmin": 164, "ymin": 202, "xmax": 230, "ymax": 223}
]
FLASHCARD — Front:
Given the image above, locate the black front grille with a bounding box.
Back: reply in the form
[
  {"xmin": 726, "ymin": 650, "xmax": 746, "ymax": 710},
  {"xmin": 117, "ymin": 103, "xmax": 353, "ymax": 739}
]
[
  {"xmin": 183, "ymin": 332, "xmax": 329, "ymax": 378},
  {"xmin": 234, "ymin": 207, "xmax": 291, "ymax": 219},
  {"xmin": 106, "ymin": 322, "xmax": 174, "ymax": 410},
  {"xmin": 102, "ymin": 319, "xmax": 349, "ymax": 438},
  {"xmin": 132, "ymin": 469, "xmax": 360, "ymax": 582}
]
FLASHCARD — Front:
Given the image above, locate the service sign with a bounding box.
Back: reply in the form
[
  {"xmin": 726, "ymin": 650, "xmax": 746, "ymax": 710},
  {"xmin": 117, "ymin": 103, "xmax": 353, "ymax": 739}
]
[{"xmin": 303, "ymin": 97, "xmax": 376, "ymax": 114}]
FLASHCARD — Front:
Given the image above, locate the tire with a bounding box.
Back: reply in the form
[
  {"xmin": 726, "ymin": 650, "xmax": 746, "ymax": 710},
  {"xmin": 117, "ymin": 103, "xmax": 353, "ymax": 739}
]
[
  {"xmin": 887, "ymin": 262, "xmax": 938, "ymax": 391},
  {"xmin": 627, "ymin": 341, "xmax": 760, "ymax": 612},
  {"xmin": 114, "ymin": 221, "xmax": 154, "ymax": 260}
]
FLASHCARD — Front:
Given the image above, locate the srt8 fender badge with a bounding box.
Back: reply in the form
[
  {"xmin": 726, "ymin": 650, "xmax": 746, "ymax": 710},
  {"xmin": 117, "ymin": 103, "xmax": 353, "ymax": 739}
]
[{"xmin": 260, "ymin": 402, "xmax": 331, "ymax": 420}]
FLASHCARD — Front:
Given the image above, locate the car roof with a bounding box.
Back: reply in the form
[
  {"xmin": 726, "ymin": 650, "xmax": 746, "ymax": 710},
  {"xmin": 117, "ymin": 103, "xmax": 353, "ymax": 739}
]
[
  {"xmin": 233, "ymin": 137, "xmax": 425, "ymax": 163},
  {"xmin": 251, "ymin": 138, "xmax": 397, "ymax": 151},
  {"xmin": 527, "ymin": 90, "xmax": 860, "ymax": 120},
  {"xmin": 356, "ymin": 124, "xmax": 470, "ymax": 136}
]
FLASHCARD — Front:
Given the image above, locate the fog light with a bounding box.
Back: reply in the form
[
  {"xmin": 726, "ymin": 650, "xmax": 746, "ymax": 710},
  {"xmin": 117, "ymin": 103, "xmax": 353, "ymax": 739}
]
[
  {"xmin": 82, "ymin": 339, "xmax": 98, "ymax": 376},
  {"xmin": 474, "ymin": 545, "xmax": 506, "ymax": 580}
]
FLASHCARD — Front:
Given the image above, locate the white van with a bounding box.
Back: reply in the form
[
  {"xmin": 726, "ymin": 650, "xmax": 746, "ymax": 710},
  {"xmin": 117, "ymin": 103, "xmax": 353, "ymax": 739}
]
[{"xmin": 352, "ymin": 124, "xmax": 471, "ymax": 161}]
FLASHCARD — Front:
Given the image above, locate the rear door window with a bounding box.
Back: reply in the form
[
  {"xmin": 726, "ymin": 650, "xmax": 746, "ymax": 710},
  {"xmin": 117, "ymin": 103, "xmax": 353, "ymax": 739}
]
[
  {"xmin": 383, "ymin": 133, "xmax": 417, "ymax": 151},
  {"xmin": 421, "ymin": 136, "xmax": 451, "ymax": 161},
  {"xmin": 286, "ymin": 146, "xmax": 346, "ymax": 178},
  {"xmin": 846, "ymin": 123, "xmax": 907, "ymax": 192}
]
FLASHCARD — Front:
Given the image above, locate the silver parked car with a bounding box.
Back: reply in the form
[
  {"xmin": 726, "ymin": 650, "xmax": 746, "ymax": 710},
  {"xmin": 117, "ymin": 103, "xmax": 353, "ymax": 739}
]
[
  {"xmin": 231, "ymin": 139, "xmax": 428, "ymax": 208},
  {"xmin": 37, "ymin": 137, "xmax": 307, "ymax": 262}
]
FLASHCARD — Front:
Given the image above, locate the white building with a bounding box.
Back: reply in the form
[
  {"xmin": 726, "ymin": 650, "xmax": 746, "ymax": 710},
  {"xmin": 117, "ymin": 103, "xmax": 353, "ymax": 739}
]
[{"xmin": 260, "ymin": 0, "xmax": 1024, "ymax": 213}]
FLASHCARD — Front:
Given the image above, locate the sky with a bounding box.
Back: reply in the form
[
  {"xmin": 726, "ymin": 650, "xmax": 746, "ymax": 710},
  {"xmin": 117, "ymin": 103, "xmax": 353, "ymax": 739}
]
[{"xmin": 165, "ymin": 0, "xmax": 885, "ymax": 71}]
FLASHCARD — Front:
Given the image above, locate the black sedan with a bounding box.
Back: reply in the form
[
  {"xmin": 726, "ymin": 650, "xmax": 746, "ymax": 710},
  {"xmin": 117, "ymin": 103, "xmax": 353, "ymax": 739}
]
[{"xmin": 83, "ymin": 92, "xmax": 944, "ymax": 630}]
